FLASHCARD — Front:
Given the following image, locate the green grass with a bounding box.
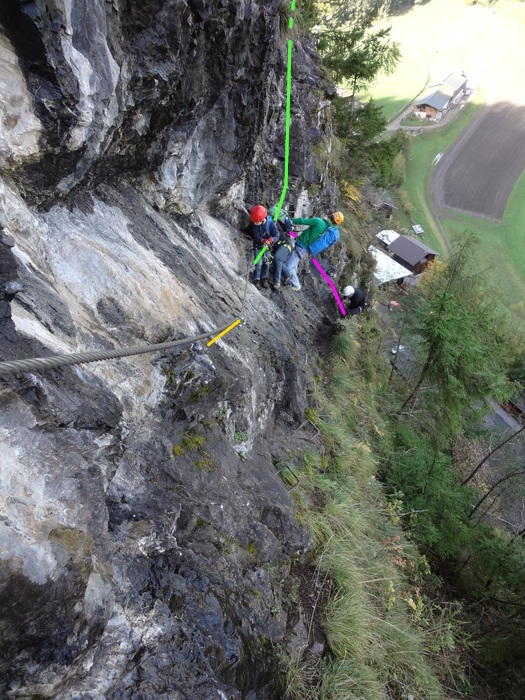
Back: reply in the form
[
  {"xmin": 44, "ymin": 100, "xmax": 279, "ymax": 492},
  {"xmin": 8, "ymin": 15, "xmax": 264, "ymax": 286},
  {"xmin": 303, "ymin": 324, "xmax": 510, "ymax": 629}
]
[
  {"xmin": 438, "ymin": 171, "xmax": 525, "ymax": 321},
  {"xmin": 283, "ymin": 323, "xmax": 454, "ymax": 700},
  {"xmin": 400, "ymin": 115, "xmax": 433, "ymax": 127},
  {"xmin": 364, "ymin": 41, "xmax": 428, "ymax": 121}
]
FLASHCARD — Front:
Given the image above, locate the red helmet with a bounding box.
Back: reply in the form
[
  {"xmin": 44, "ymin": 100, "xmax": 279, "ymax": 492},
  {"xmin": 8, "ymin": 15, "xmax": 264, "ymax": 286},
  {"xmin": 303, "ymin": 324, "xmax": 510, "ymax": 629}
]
[{"xmin": 250, "ymin": 205, "xmax": 267, "ymax": 224}]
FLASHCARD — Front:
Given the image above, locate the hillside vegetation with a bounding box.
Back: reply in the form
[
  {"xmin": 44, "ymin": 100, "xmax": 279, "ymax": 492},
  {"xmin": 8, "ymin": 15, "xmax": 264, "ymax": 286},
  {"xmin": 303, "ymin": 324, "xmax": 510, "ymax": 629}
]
[{"xmin": 285, "ymin": 1, "xmax": 525, "ymax": 697}]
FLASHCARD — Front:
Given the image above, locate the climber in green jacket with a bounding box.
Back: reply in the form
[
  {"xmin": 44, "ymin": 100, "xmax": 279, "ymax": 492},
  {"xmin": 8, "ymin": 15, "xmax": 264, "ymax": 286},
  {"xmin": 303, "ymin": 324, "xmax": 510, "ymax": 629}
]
[{"xmin": 283, "ymin": 212, "xmax": 344, "ymax": 290}]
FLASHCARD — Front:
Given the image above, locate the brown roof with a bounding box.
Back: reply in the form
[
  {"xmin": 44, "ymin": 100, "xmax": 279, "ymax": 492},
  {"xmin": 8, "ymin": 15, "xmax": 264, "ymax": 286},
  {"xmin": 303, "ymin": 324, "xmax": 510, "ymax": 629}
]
[{"xmin": 387, "ymin": 235, "xmax": 439, "ymax": 266}]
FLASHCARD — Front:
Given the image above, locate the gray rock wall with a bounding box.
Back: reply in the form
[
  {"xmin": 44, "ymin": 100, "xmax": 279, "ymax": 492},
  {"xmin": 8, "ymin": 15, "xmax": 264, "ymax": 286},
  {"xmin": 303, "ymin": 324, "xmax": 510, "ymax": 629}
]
[
  {"xmin": 0, "ymin": 1, "xmax": 337, "ymax": 697},
  {"xmin": 0, "ymin": 0, "xmax": 332, "ymax": 214}
]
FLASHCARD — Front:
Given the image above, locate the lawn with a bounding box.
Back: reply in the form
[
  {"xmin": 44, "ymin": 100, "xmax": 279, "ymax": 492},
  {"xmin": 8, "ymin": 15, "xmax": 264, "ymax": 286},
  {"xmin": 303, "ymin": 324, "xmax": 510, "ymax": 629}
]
[
  {"xmin": 363, "ymin": 41, "xmax": 427, "ymax": 121},
  {"xmin": 439, "ymin": 170, "xmax": 525, "ymax": 321},
  {"xmin": 400, "ymin": 115, "xmax": 433, "ymax": 127}
]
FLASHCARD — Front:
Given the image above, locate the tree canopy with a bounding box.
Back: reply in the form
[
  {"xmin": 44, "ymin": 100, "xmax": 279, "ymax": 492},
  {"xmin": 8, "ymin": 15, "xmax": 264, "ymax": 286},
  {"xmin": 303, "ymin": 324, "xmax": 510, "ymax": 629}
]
[
  {"xmin": 399, "ymin": 234, "xmax": 514, "ymax": 430},
  {"xmin": 299, "ymin": 1, "xmax": 401, "ymax": 93}
]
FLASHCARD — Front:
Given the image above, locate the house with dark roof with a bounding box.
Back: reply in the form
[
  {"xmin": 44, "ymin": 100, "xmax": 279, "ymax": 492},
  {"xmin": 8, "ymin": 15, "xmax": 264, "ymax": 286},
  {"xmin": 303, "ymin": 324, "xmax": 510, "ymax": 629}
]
[
  {"xmin": 414, "ymin": 89, "xmax": 451, "ymax": 121},
  {"xmin": 386, "ymin": 235, "xmax": 439, "ymax": 275},
  {"xmin": 413, "ymin": 70, "xmax": 468, "ymax": 121}
]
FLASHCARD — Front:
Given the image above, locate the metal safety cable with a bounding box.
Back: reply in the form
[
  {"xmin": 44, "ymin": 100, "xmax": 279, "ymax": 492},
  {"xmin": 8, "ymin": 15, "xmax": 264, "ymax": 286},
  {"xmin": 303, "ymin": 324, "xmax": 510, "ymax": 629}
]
[{"xmin": 0, "ymin": 262, "xmax": 253, "ymax": 378}]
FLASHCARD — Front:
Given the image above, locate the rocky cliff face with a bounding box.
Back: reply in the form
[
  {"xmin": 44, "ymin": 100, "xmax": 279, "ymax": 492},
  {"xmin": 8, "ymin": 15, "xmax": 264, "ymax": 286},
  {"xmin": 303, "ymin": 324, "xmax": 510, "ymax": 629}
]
[{"xmin": 0, "ymin": 1, "xmax": 338, "ymax": 697}]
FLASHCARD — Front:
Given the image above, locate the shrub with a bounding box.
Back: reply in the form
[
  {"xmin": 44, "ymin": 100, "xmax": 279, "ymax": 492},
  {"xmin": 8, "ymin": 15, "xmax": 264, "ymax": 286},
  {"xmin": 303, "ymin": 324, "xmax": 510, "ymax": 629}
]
[
  {"xmin": 391, "ymin": 151, "xmax": 407, "ymax": 185},
  {"xmin": 399, "ymin": 189, "xmax": 414, "ymax": 217}
]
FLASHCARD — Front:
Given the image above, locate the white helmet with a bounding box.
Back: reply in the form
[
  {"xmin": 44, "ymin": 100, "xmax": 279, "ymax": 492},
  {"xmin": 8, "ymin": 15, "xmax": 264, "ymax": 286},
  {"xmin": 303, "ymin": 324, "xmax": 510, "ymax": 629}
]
[{"xmin": 342, "ymin": 285, "xmax": 355, "ymax": 297}]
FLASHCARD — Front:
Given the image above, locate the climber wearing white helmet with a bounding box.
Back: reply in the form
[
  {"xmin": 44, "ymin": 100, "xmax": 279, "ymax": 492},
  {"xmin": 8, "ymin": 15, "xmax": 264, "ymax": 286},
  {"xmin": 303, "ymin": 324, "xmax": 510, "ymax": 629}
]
[{"xmin": 341, "ymin": 285, "xmax": 366, "ymax": 316}]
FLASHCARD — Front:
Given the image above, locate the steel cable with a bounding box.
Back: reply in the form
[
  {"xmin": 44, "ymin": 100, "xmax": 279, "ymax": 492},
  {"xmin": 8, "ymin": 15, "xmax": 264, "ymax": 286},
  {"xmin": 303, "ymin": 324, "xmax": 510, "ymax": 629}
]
[{"xmin": 0, "ymin": 258, "xmax": 254, "ymax": 378}]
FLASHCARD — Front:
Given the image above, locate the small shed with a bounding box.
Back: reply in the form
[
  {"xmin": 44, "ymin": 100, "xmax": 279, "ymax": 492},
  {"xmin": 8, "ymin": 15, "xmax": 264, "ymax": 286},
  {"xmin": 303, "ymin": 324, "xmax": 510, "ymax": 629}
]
[
  {"xmin": 414, "ymin": 89, "xmax": 451, "ymax": 121},
  {"xmin": 387, "ymin": 235, "xmax": 439, "ymax": 275},
  {"xmin": 379, "ymin": 201, "xmax": 395, "ymax": 220},
  {"xmin": 368, "ymin": 245, "xmax": 413, "ymax": 285},
  {"xmin": 441, "ymin": 71, "xmax": 468, "ymax": 103}
]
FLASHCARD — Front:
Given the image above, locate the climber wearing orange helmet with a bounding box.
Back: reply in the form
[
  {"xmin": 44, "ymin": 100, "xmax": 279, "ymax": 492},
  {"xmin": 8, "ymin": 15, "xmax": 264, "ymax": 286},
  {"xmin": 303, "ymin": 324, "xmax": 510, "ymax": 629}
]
[
  {"xmin": 282, "ymin": 211, "xmax": 344, "ymax": 291},
  {"xmin": 245, "ymin": 205, "xmax": 280, "ymax": 289}
]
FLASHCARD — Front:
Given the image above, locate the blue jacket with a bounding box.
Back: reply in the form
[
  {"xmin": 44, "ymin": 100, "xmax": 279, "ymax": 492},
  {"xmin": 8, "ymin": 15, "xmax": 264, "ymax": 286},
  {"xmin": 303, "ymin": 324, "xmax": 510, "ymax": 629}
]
[{"xmin": 249, "ymin": 218, "xmax": 280, "ymax": 248}]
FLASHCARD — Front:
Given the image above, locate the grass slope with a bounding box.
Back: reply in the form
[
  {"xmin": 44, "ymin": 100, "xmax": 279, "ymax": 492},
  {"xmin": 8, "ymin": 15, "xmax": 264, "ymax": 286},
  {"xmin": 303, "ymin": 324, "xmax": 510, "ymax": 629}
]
[{"xmin": 283, "ymin": 323, "xmax": 459, "ymax": 700}]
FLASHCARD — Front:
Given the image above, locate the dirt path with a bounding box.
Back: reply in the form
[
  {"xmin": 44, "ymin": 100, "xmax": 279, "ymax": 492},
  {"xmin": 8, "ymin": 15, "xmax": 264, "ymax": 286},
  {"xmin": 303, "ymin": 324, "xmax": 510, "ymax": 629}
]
[{"xmin": 414, "ymin": 174, "xmax": 450, "ymax": 254}]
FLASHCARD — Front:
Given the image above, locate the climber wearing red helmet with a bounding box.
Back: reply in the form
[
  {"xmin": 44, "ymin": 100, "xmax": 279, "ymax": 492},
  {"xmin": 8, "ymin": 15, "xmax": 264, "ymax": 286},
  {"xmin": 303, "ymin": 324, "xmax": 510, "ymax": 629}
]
[
  {"xmin": 244, "ymin": 205, "xmax": 280, "ymax": 289},
  {"xmin": 250, "ymin": 205, "xmax": 267, "ymax": 225}
]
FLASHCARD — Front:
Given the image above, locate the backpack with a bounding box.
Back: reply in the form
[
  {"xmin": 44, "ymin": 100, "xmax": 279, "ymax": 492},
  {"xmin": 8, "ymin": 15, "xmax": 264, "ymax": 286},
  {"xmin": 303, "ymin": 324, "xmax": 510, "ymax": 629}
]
[
  {"xmin": 307, "ymin": 226, "xmax": 340, "ymax": 256},
  {"xmin": 275, "ymin": 217, "xmax": 295, "ymax": 247}
]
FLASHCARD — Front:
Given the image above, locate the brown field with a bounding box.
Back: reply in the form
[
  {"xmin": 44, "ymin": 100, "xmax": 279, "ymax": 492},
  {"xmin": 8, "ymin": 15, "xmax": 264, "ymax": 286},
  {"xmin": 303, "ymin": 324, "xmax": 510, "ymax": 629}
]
[
  {"xmin": 431, "ymin": 102, "xmax": 525, "ymax": 220},
  {"xmin": 429, "ymin": 1, "xmax": 525, "ymax": 221}
]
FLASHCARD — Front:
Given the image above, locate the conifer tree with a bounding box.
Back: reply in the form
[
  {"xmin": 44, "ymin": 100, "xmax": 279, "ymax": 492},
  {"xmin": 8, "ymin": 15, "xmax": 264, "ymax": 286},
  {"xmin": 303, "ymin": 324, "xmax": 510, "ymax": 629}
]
[
  {"xmin": 302, "ymin": 1, "xmax": 401, "ymax": 109},
  {"xmin": 399, "ymin": 234, "xmax": 512, "ymax": 431}
]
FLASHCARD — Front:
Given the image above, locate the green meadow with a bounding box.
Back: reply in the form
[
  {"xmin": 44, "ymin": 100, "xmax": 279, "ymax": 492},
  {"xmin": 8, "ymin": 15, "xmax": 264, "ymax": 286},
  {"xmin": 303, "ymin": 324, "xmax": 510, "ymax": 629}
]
[
  {"xmin": 363, "ymin": 41, "xmax": 427, "ymax": 121},
  {"xmin": 439, "ymin": 173, "xmax": 525, "ymax": 320}
]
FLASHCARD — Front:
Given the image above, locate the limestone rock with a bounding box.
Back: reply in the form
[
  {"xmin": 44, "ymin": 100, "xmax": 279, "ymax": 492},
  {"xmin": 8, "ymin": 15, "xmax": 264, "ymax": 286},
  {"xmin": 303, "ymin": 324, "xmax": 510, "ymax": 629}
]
[{"xmin": 0, "ymin": 1, "xmax": 337, "ymax": 696}]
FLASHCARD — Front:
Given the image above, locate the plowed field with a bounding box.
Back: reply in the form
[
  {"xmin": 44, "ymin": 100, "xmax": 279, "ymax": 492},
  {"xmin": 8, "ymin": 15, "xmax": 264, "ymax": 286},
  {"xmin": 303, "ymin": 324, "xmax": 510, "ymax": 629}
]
[{"xmin": 431, "ymin": 102, "xmax": 525, "ymax": 220}]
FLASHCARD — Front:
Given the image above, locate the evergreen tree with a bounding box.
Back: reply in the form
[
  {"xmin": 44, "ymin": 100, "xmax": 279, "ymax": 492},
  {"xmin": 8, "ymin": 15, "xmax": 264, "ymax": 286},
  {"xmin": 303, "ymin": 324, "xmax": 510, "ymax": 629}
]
[
  {"xmin": 317, "ymin": 23, "xmax": 400, "ymax": 105},
  {"xmin": 399, "ymin": 234, "xmax": 512, "ymax": 431},
  {"xmin": 333, "ymin": 97, "xmax": 387, "ymax": 142},
  {"xmin": 302, "ymin": 2, "xmax": 401, "ymax": 106}
]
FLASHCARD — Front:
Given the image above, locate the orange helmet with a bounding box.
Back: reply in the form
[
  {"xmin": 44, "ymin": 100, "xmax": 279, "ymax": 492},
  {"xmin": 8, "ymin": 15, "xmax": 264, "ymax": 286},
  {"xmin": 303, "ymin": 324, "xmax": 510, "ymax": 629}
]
[
  {"xmin": 332, "ymin": 211, "xmax": 344, "ymax": 225},
  {"xmin": 250, "ymin": 205, "xmax": 267, "ymax": 223}
]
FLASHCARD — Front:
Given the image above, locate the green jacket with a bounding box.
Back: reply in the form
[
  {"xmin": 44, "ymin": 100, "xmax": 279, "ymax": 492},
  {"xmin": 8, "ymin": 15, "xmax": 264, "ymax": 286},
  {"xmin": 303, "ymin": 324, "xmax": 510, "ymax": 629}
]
[{"xmin": 292, "ymin": 217, "xmax": 331, "ymax": 248}]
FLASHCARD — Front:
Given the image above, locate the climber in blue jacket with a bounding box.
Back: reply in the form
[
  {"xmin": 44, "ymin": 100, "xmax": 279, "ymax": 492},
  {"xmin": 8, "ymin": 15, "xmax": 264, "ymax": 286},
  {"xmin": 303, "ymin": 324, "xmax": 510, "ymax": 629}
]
[{"xmin": 245, "ymin": 205, "xmax": 280, "ymax": 288}]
